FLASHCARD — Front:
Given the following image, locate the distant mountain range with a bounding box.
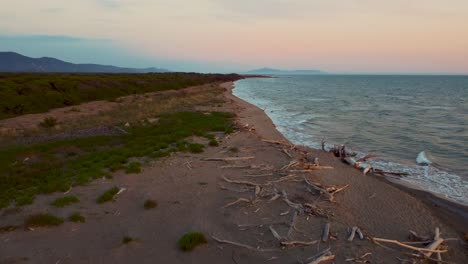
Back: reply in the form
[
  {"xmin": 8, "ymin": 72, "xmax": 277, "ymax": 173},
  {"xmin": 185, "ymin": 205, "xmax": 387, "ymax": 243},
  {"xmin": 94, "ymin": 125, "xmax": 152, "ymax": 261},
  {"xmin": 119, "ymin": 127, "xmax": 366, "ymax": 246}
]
[
  {"xmin": 0, "ymin": 52, "xmax": 169, "ymax": 73},
  {"xmin": 246, "ymin": 67, "xmax": 325, "ymax": 75}
]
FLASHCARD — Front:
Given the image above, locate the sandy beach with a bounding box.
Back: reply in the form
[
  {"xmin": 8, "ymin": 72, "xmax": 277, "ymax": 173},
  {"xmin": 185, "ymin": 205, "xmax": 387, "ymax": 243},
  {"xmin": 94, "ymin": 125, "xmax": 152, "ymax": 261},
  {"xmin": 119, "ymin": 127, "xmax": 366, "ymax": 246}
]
[{"xmin": 1, "ymin": 81, "xmax": 467, "ymax": 263}]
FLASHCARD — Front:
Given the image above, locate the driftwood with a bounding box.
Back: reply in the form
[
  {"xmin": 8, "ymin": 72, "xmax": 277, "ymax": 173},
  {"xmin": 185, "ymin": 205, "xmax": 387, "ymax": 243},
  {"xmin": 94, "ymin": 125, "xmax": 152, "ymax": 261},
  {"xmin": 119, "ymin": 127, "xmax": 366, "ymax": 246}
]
[
  {"xmin": 433, "ymin": 227, "xmax": 442, "ymax": 263},
  {"xmin": 211, "ymin": 236, "xmax": 279, "ymax": 252},
  {"xmin": 290, "ymin": 166, "xmax": 334, "ymax": 171},
  {"xmin": 356, "ymin": 228, "xmax": 365, "ymax": 240},
  {"xmin": 304, "ymin": 178, "xmax": 334, "ymax": 201},
  {"xmin": 204, "ymin": 156, "xmax": 254, "ymax": 161},
  {"xmin": 322, "ymin": 223, "xmax": 330, "ymax": 242},
  {"xmin": 306, "ymin": 248, "xmax": 335, "ymax": 264},
  {"xmin": 262, "ymin": 139, "xmax": 291, "ymax": 146},
  {"xmin": 222, "ymin": 176, "xmax": 263, "ymax": 187},
  {"xmin": 348, "ymin": 226, "xmax": 358, "ymax": 241},
  {"xmin": 243, "ymin": 173, "xmax": 273, "ymax": 177},
  {"xmin": 281, "ymin": 190, "xmax": 304, "ymax": 212},
  {"xmin": 223, "ymin": 198, "xmax": 252, "ymax": 208},
  {"xmin": 371, "ymin": 237, "xmax": 447, "ymax": 254},
  {"xmin": 269, "ymin": 193, "xmax": 281, "ymax": 201},
  {"xmin": 269, "ymin": 225, "xmax": 284, "ymax": 241},
  {"xmin": 281, "ymin": 240, "xmax": 318, "ymax": 247},
  {"xmin": 345, "ymin": 252, "xmax": 372, "ymax": 262}
]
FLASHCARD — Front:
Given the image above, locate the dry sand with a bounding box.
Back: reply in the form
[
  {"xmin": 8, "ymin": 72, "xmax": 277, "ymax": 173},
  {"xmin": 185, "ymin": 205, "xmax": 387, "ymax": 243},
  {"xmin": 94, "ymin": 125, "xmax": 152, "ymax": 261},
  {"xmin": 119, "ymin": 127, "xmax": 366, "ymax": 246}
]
[{"xmin": 1, "ymin": 82, "xmax": 467, "ymax": 263}]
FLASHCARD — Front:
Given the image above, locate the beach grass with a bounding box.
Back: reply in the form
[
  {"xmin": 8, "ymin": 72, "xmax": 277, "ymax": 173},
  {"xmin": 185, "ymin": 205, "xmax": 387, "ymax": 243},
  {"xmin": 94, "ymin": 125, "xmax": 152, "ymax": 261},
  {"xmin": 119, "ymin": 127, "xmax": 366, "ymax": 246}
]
[
  {"xmin": 178, "ymin": 232, "xmax": 207, "ymax": 251},
  {"xmin": 97, "ymin": 187, "xmax": 119, "ymax": 204},
  {"xmin": 50, "ymin": 196, "xmax": 79, "ymax": 207},
  {"xmin": 125, "ymin": 162, "xmax": 142, "ymax": 174},
  {"xmin": 143, "ymin": 199, "xmax": 157, "ymax": 209},
  {"xmin": 68, "ymin": 212, "xmax": 85, "ymax": 223},
  {"xmin": 25, "ymin": 213, "xmax": 64, "ymax": 228},
  {"xmin": 0, "ymin": 111, "xmax": 234, "ymax": 208}
]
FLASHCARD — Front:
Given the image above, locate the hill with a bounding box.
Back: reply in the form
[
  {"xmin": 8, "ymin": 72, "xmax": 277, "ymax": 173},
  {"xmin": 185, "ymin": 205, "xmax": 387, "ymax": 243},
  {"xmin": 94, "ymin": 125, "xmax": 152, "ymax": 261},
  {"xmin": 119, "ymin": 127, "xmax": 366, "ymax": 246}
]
[{"xmin": 0, "ymin": 52, "xmax": 169, "ymax": 73}]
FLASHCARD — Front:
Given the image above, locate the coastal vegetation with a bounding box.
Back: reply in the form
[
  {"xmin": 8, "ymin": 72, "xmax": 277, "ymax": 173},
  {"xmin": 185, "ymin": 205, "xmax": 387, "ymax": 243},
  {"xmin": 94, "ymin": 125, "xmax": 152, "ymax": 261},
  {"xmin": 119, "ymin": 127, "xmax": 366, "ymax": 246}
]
[
  {"xmin": 24, "ymin": 213, "xmax": 64, "ymax": 228},
  {"xmin": 0, "ymin": 72, "xmax": 242, "ymax": 120},
  {"xmin": 0, "ymin": 111, "xmax": 234, "ymax": 208},
  {"xmin": 178, "ymin": 232, "xmax": 207, "ymax": 251},
  {"xmin": 143, "ymin": 199, "xmax": 157, "ymax": 209},
  {"xmin": 50, "ymin": 195, "xmax": 79, "ymax": 207}
]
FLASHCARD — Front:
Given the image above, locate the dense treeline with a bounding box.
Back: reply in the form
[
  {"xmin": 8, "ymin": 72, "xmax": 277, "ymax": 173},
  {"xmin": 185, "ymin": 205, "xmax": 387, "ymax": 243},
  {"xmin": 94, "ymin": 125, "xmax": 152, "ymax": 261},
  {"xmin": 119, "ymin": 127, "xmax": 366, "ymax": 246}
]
[{"xmin": 0, "ymin": 72, "xmax": 242, "ymax": 119}]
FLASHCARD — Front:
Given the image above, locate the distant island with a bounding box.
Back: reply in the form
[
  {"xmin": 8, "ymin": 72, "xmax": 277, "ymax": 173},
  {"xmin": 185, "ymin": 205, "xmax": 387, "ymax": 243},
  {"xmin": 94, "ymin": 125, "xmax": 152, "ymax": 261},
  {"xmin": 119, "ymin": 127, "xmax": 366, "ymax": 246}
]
[
  {"xmin": 0, "ymin": 52, "xmax": 169, "ymax": 73},
  {"xmin": 246, "ymin": 67, "xmax": 325, "ymax": 75}
]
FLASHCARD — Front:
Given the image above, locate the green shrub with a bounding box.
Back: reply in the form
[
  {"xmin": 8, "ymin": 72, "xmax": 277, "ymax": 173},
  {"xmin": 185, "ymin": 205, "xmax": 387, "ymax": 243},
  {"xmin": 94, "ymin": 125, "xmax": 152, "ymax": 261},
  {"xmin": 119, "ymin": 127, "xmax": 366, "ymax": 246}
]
[
  {"xmin": 144, "ymin": 199, "xmax": 157, "ymax": 209},
  {"xmin": 39, "ymin": 117, "xmax": 58, "ymax": 128},
  {"xmin": 25, "ymin": 213, "xmax": 63, "ymax": 228},
  {"xmin": 188, "ymin": 143, "xmax": 204, "ymax": 153},
  {"xmin": 50, "ymin": 196, "xmax": 79, "ymax": 207},
  {"xmin": 68, "ymin": 212, "xmax": 85, "ymax": 223},
  {"xmin": 209, "ymin": 139, "xmax": 219, "ymax": 147},
  {"xmin": 97, "ymin": 187, "xmax": 119, "ymax": 204},
  {"xmin": 229, "ymin": 147, "xmax": 239, "ymax": 153},
  {"xmin": 122, "ymin": 236, "xmax": 134, "ymax": 244},
  {"xmin": 126, "ymin": 162, "xmax": 141, "ymax": 174},
  {"xmin": 178, "ymin": 232, "xmax": 207, "ymax": 251}
]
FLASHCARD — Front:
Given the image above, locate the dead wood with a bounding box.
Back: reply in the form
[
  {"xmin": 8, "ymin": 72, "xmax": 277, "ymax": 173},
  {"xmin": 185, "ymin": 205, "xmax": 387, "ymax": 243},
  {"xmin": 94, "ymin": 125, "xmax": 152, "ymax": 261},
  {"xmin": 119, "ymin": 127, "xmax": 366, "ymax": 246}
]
[
  {"xmin": 434, "ymin": 227, "xmax": 442, "ymax": 263},
  {"xmin": 348, "ymin": 226, "xmax": 358, "ymax": 242},
  {"xmin": 204, "ymin": 156, "xmax": 255, "ymax": 161},
  {"xmin": 211, "ymin": 236, "xmax": 279, "ymax": 252},
  {"xmin": 282, "ymin": 148, "xmax": 293, "ymax": 158},
  {"xmin": 371, "ymin": 237, "xmax": 447, "ymax": 254},
  {"xmin": 356, "ymin": 228, "xmax": 365, "ymax": 240},
  {"xmin": 306, "ymin": 249, "xmax": 335, "ymax": 264},
  {"xmin": 269, "ymin": 193, "xmax": 281, "ymax": 201},
  {"xmin": 287, "ymin": 210, "xmax": 299, "ymax": 239},
  {"xmin": 281, "ymin": 190, "xmax": 304, "ymax": 212},
  {"xmin": 304, "ymin": 177, "xmax": 334, "ymax": 201},
  {"xmin": 322, "ymin": 223, "xmax": 330, "ymax": 242},
  {"xmin": 222, "ymin": 176, "xmax": 264, "ymax": 187},
  {"xmin": 243, "ymin": 173, "xmax": 273, "ymax": 177},
  {"xmin": 281, "ymin": 240, "xmax": 318, "ymax": 247},
  {"xmin": 345, "ymin": 252, "xmax": 372, "ymax": 262},
  {"xmin": 223, "ymin": 198, "xmax": 252, "ymax": 208},
  {"xmin": 269, "ymin": 226, "xmax": 284, "ymax": 241}
]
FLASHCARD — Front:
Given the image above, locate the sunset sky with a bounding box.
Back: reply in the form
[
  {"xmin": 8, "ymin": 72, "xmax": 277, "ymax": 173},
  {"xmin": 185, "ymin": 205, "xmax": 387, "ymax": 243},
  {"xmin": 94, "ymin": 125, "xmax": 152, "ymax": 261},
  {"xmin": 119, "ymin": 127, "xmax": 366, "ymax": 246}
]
[{"xmin": 1, "ymin": 0, "xmax": 467, "ymax": 73}]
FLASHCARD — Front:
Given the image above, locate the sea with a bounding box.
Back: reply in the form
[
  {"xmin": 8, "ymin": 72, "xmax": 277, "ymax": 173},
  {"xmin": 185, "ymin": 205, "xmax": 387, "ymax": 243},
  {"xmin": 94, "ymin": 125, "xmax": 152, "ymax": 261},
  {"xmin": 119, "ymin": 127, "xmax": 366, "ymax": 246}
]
[{"xmin": 233, "ymin": 75, "xmax": 468, "ymax": 206}]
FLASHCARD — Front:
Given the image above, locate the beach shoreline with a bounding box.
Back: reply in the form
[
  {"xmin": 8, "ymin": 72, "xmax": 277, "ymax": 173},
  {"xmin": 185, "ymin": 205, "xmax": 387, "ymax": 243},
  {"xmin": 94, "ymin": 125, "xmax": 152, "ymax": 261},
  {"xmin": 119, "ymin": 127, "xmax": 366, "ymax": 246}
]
[
  {"xmin": 1, "ymin": 80, "xmax": 466, "ymax": 263},
  {"xmin": 228, "ymin": 79, "xmax": 468, "ymax": 234}
]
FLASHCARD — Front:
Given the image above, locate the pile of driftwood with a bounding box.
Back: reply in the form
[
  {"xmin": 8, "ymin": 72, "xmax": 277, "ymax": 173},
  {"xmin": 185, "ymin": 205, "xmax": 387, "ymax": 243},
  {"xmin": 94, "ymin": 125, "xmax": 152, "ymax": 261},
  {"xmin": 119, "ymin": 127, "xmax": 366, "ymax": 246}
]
[{"xmin": 204, "ymin": 138, "xmax": 451, "ymax": 263}]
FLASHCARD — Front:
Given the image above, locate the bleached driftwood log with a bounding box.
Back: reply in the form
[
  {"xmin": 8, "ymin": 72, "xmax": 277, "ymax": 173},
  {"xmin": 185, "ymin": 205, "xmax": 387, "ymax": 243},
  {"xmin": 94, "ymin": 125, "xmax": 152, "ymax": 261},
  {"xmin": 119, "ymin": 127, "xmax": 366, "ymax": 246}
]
[{"xmin": 322, "ymin": 223, "xmax": 330, "ymax": 242}]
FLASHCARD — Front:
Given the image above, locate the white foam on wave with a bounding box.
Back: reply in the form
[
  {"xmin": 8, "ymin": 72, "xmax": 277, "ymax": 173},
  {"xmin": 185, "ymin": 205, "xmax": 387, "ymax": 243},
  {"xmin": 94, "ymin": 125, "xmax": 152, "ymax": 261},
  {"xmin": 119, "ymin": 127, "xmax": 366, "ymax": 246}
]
[
  {"xmin": 416, "ymin": 151, "xmax": 432, "ymax": 165},
  {"xmin": 233, "ymin": 80, "xmax": 468, "ymax": 206}
]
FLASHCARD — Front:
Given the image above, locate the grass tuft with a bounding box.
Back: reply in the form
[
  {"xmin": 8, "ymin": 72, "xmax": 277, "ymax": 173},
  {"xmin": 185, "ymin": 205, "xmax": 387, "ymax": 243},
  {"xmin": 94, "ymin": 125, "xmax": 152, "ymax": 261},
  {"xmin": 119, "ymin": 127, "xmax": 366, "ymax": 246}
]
[
  {"xmin": 229, "ymin": 147, "xmax": 239, "ymax": 153},
  {"xmin": 97, "ymin": 187, "xmax": 119, "ymax": 204},
  {"xmin": 208, "ymin": 139, "xmax": 219, "ymax": 147},
  {"xmin": 125, "ymin": 162, "xmax": 142, "ymax": 174},
  {"xmin": 122, "ymin": 236, "xmax": 135, "ymax": 244},
  {"xmin": 144, "ymin": 199, "xmax": 157, "ymax": 210},
  {"xmin": 188, "ymin": 143, "xmax": 204, "ymax": 153},
  {"xmin": 50, "ymin": 196, "xmax": 79, "ymax": 207},
  {"xmin": 39, "ymin": 117, "xmax": 58, "ymax": 128},
  {"xmin": 0, "ymin": 225, "xmax": 19, "ymax": 232},
  {"xmin": 25, "ymin": 213, "xmax": 63, "ymax": 228},
  {"xmin": 68, "ymin": 212, "xmax": 85, "ymax": 223},
  {"xmin": 178, "ymin": 232, "xmax": 207, "ymax": 251}
]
